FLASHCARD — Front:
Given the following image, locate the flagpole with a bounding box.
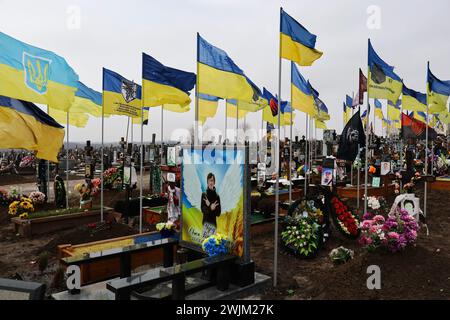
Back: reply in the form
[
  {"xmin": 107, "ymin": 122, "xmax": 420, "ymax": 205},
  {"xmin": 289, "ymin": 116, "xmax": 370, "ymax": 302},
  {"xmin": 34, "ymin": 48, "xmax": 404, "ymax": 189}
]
[
  {"xmin": 364, "ymin": 39, "xmax": 370, "ymax": 216},
  {"xmin": 101, "ymin": 68, "xmax": 105, "ymax": 222},
  {"xmin": 139, "ymin": 57, "xmax": 144, "ymax": 234},
  {"xmin": 161, "ymin": 105, "xmax": 164, "ymax": 145},
  {"xmin": 236, "ymin": 101, "xmax": 239, "ymax": 144},
  {"xmin": 309, "ymin": 117, "xmax": 313, "ymax": 184},
  {"xmin": 195, "ymin": 33, "xmax": 200, "ymax": 146},
  {"xmin": 225, "ymin": 102, "xmax": 228, "ymax": 143},
  {"xmin": 274, "ymin": 7, "xmax": 283, "ymax": 287},
  {"xmin": 424, "ymin": 61, "xmax": 430, "ymax": 220},
  {"xmin": 400, "ymin": 103, "xmax": 404, "ymax": 172},
  {"xmin": 289, "ymin": 82, "xmax": 293, "ymax": 204},
  {"xmin": 350, "ymin": 92, "xmax": 355, "ymax": 186},
  {"xmin": 139, "ymin": 105, "xmax": 144, "ymax": 233},
  {"xmin": 66, "ymin": 111, "xmax": 70, "ymax": 210},
  {"xmin": 126, "ymin": 117, "xmax": 130, "ymax": 143},
  {"xmin": 304, "ymin": 113, "xmax": 308, "ymax": 197},
  {"xmin": 46, "ymin": 106, "xmax": 50, "ymax": 201}
]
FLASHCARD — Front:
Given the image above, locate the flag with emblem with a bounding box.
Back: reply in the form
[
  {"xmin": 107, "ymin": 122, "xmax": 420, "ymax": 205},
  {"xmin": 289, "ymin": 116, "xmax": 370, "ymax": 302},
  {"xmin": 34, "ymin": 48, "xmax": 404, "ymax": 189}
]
[
  {"xmin": 102, "ymin": 68, "xmax": 142, "ymax": 118},
  {"xmin": 0, "ymin": 32, "xmax": 79, "ymax": 111},
  {"xmin": 337, "ymin": 110, "xmax": 366, "ymax": 161},
  {"xmin": 368, "ymin": 40, "xmax": 402, "ymax": 104}
]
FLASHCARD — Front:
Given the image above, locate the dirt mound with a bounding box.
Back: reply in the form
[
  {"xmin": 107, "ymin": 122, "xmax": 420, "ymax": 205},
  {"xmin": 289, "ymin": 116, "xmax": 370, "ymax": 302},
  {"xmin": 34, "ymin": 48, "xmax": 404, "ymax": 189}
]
[
  {"xmin": 252, "ymin": 188, "xmax": 450, "ymax": 300},
  {"xmin": 40, "ymin": 222, "xmax": 137, "ymax": 254}
]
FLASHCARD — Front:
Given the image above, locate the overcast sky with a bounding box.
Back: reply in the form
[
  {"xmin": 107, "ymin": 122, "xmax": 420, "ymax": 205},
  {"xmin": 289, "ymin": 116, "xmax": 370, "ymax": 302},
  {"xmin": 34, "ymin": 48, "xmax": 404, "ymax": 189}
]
[{"xmin": 1, "ymin": 0, "xmax": 450, "ymax": 143}]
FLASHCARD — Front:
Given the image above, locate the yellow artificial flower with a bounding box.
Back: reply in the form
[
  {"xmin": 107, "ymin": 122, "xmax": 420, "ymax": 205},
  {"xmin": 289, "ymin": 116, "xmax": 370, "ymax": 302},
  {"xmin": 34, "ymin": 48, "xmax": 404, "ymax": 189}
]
[{"xmin": 19, "ymin": 213, "xmax": 29, "ymax": 219}]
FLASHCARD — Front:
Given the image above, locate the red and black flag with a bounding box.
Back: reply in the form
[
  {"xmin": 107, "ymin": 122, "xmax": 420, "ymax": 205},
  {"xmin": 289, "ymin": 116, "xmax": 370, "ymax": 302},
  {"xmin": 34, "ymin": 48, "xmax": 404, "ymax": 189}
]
[
  {"xmin": 359, "ymin": 68, "xmax": 367, "ymax": 105},
  {"xmin": 401, "ymin": 113, "xmax": 437, "ymax": 140}
]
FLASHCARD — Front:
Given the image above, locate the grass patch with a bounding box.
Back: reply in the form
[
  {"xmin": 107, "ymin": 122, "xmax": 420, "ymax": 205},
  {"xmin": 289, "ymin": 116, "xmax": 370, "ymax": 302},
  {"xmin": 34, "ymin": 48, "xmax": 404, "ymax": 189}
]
[{"xmin": 26, "ymin": 205, "xmax": 101, "ymax": 220}]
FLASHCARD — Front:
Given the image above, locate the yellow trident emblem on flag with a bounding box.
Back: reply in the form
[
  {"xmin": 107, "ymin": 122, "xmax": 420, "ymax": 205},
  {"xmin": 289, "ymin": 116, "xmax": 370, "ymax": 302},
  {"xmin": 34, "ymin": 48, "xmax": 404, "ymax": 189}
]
[{"xmin": 23, "ymin": 52, "xmax": 51, "ymax": 94}]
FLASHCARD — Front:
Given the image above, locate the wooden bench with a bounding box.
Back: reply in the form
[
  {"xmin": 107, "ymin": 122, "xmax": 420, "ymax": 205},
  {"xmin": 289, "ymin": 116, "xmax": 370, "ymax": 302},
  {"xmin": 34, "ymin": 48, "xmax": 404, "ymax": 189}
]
[
  {"xmin": 60, "ymin": 237, "xmax": 177, "ymax": 287},
  {"xmin": 106, "ymin": 255, "xmax": 236, "ymax": 300}
]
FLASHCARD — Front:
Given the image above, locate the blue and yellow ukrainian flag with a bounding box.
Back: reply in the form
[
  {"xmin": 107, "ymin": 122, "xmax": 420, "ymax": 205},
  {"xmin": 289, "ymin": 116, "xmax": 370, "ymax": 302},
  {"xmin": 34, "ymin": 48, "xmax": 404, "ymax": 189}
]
[
  {"xmin": 368, "ymin": 40, "xmax": 402, "ymax": 104},
  {"xmin": 346, "ymin": 95, "xmax": 356, "ymax": 109},
  {"xmin": 280, "ymin": 9, "xmax": 323, "ymax": 66},
  {"xmin": 103, "ymin": 68, "xmax": 142, "ymax": 118},
  {"xmin": 132, "ymin": 109, "xmax": 149, "ymax": 125},
  {"xmin": 262, "ymin": 102, "xmax": 295, "ymax": 126},
  {"xmin": 315, "ymin": 119, "xmax": 327, "ymax": 130},
  {"xmin": 309, "ymin": 83, "xmax": 329, "ymax": 122},
  {"xmin": 427, "ymin": 66, "xmax": 450, "ymax": 114},
  {"xmin": 163, "ymin": 104, "xmax": 190, "ymax": 113},
  {"xmin": 71, "ymin": 81, "xmax": 103, "ymax": 117},
  {"xmin": 0, "ymin": 32, "xmax": 79, "ymax": 112},
  {"xmin": 283, "ymin": 102, "xmax": 296, "ymax": 126},
  {"xmin": 0, "ymin": 96, "xmax": 64, "ymax": 162},
  {"xmin": 142, "ymin": 53, "xmax": 196, "ymax": 108},
  {"xmin": 226, "ymin": 100, "xmax": 249, "ymax": 119},
  {"xmin": 402, "ymin": 84, "xmax": 427, "ymax": 113},
  {"xmin": 197, "ymin": 34, "xmax": 261, "ymax": 103},
  {"xmin": 343, "ymin": 103, "xmax": 349, "ymax": 123},
  {"xmin": 387, "ymin": 99, "xmax": 402, "ymax": 121},
  {"xmin": 374, "ymin": 99, "xmax": 384, "ymax": 120},
  {"xmin": 198, "ymin": 93, "xmax": 220, "ymax": 124},
  {"xmin": 291, "ymin": 62, "xmax": 318, "ymax": 117},
  {"xmin": 411, "ymin": 111, "xmax": 427, "ymax": 124},
  {"xmin": 48, "ymin": 108, "xmax": 89, "ymax": 128},
  {"xmin": 48, "ymin": 81, "xmax": 104, "ymax": 128}
]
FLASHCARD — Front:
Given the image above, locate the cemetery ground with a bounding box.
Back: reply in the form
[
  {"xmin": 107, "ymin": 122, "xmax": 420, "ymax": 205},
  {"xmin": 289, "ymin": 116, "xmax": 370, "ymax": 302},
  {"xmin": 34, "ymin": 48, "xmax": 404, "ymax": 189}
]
[{"xmin": 0, "ymin": 178, "xmax": 449, "ymax": 299}]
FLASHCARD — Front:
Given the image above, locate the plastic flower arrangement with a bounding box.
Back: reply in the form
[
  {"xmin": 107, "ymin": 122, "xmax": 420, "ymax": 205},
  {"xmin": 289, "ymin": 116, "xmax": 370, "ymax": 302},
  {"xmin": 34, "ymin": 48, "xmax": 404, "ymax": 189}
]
[
  {"xmin": 202, "ymin": 234, "xmax": 229, "ymax": 257},
  {"xmin": 7, "ymin": 186, "xmax": 23, "ymax": 202},
  {"xmin": 331, "ymin": 197, "xmax": 360, "ymax": 238},
  {"xmin": 367, "ymin": 196, "xmax": 380, "ymax": 210},
  {"xmin": 156, "ymin": 220, "xmax": 176, "ymax": 232},
  {"xmin": 329, "ymin": 246, "xmax": 354, "ymax": 264},
  {"xmin": 8, "ymin": 197, "xmax": 34, "ymax": 219},
  {"xmin": 290, "ymin": 200, "xmax": 323, "ymax": 224},
  {"xmin": 103, "ymin": 167, "xmax": 122, "ymax": 189},
  {"xmin": 281, "ymin": 217, "xmax": 320, "ymax": 257},
  {"xmin": 28, "ymin": 191, "xmax": 46, "ymax": 205},
  {"xmin": 433, "ymin": 154, "xmax": 449, "ymax": 176},
  {"xmin": 352, "ymin": 157, "xmax": 362, "ymax": 169},
  {"xmin": 359, "ymin": 208, "xmax": 419, "ymax": 253},
  {"xmin": 156, "ymin": 220, "xmax": 177, "ymax": 238}
]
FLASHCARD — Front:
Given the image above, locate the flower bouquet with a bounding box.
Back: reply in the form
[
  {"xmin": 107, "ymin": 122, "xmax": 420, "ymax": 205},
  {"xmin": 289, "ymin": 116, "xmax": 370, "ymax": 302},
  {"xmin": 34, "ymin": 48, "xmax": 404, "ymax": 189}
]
[
  {"xmin": 74, "ymin": 179, "xmax": 100, "ymax": 211},
  {"xmin": 103, "ymin": 167, "xmax": 122, "ymax": 190},
  {"xmin": 329, "ymin": 246, "xmax": 354, "ymax": 265},
  {"xmin": 330, "ymin": 196, "xmax": 360, "ymax": 239},
  {"xmin": 28, "ymin": 191, "xmax": 46, "ymax": 206},
  {"xmin": 359, "ymin": 208, "xmax": 419, "ymax": 253},
  {"xmin": 281, "ymin": 217, "xmax": 321, "ymax": 258},
  {"xmin": 288, "ymin": 199, "xmax": 324, "ymax": 224},
  {"xmin": 8, "ymin": 197, "xmax": 34, "ymax": 219},
  {"xmin": 156, "ymin": 220, "xmax": 176, "ymax": 238},
  {"xmin": 202, "ymin": 234, "xmax": 229, "ymax": 257}
]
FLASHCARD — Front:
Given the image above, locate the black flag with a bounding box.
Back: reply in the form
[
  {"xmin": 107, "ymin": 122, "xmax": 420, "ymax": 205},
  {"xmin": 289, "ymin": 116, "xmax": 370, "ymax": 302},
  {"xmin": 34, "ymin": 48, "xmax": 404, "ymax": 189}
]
[{"xmin": 337, "ymin": 110, "xmax": 366, "ymax": 161}]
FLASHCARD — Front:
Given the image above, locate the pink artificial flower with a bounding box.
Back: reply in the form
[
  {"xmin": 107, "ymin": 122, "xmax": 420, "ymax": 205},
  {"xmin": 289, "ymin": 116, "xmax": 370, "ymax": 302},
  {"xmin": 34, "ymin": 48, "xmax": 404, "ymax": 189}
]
[
  {"xmin": 373, "ymin": 215, "xmax": 385, "ymax": 224},
  {"xmin": 361, "ymin": 220, "xmax": 373, "ymax": 230},
  {"xmin": 388, "ymin": 232, "xmax": 400, "ymax": 240}
]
